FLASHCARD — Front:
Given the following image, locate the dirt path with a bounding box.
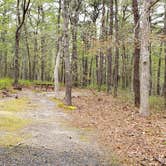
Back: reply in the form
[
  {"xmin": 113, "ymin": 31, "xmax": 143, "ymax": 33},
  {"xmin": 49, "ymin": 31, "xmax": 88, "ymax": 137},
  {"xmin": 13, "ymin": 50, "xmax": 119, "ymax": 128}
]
[{"xmin": 0, "ymin": 90, "xmax": 113, "ymax": 166}]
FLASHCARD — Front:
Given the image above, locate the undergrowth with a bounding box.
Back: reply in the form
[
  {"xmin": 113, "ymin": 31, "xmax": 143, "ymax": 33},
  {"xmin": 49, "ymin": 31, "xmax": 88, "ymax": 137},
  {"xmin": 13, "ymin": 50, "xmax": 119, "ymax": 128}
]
[
  {"xmin": 0, "ymin": 98, "xmax": 30, "ymax": 112},
  {"xmin": 51, "ymin": 97, "xmax": 77, "ymax": 111}
]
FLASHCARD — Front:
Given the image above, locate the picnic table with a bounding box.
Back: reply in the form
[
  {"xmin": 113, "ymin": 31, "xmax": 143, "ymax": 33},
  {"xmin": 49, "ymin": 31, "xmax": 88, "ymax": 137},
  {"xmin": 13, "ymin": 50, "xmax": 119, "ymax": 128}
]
[{"xmin": 34, "ymin": 83, "xmax": 54, "ymax": 91}]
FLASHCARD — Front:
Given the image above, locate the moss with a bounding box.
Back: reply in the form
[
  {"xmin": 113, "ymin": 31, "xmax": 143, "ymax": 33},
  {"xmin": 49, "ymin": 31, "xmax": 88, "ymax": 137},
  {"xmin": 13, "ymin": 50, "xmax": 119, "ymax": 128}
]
[
  {"xmin": 0, "ymin": 98, "xmax": 30, "ymax": 112},
  {"xmin": 58, "ymin": 103, "xmax": 77, "ymax": 111},
  {"xmin": 51, "ymin": 97, "xmax": 77, "ymax": 111},
  {"xmin": 0, "ymin": 116, "xmax": 30, "ymax": 131}
]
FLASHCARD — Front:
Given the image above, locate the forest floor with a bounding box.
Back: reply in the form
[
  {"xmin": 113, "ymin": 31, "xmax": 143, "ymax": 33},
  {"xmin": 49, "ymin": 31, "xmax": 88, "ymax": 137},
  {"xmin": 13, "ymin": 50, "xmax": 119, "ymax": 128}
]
[
  {"xmin": 70, "ymin": 89, "xmax": 166, "ymax": 165},
  {"xmin": 0, "ymin": 89, "xmax": 113, "ymax": 166},
  {"xmin": 0, "ymin": 88, "xmax": 166, "ymax": 166}
]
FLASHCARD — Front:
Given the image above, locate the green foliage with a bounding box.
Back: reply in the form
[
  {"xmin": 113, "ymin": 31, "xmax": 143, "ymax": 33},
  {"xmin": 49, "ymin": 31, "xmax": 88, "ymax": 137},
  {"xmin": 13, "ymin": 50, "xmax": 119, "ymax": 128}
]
[
  {"xmin": 149, "ymin": 96, "xmax": 165, "ymax": 111},
  {"xmin": 0, "ymin": 78, "xmax": 12, "ymax": 90},
  {"xmin": 19, "ymin": 80, "xmax": 33, "ymax": 86}
]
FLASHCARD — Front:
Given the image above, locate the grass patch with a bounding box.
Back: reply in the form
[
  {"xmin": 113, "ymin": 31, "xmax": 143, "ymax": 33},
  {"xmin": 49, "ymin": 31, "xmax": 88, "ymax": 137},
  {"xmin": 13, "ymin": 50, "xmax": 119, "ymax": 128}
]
[
  {"xmin": 0, "ymin": 134, "xmax": 23, "ymax": 146},
  {"xmin": 0, "ymin": 133, "xmax": 31, "ymax": 146},
  {"xmin": 51, "ymin": 97, "xmax": 77, "ymax": 111},
  {"xmin": 149, "ymin": 96, "xmax": 165, "ymax": 111},
  {"xmin": 19, "ymin": 80, "xmax": 33, "ymax": 87},
  {"xmin": 58, "ymin": 103, "xmax": 77, "ymax": 111},
  {"xmin": 0, "ymin": 116, "xmax": 29, "ymax": 131},
  {"xmin": 0, "ymin": 98, "xmax": 30, "ymax": 112},
  {"xmin": 0, "ymin": 78, "xmax": 12, "ymax": 90}
]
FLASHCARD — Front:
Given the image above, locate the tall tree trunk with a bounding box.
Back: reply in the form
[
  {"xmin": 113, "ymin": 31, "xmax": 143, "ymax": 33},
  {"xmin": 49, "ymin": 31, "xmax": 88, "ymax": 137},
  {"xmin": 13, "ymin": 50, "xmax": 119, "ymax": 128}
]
[
  {"xmin": 88, "ymin": 57, "xmax": 93, "ymax": 85},
  {"xmin": 24, "ymin": 24, "xmax": 32, "ymax": 80},
  {"xmin": 71, "ymin": 19, "xmax": 79, "ymax": 86},
  {"xmin": 132, "ymin": 0, "xmax": 140, "ymax": 107},
  {"xmin": 40, "ymin": 5, "xmax": 45, "ymax": 81},
  {"xmin": 62, "ymin": 0, "xmax": 72, "ymax": 105},
  {"xmin": 157, "ymin": 43, "xmax": 162, "ymax": 95},
  {"xmin": 32, "ymin": 32, "xmax": 38, "ymax": 80},
  {"xmin": 97, "ymin": 0, "xmax": 106, "ymax": 91},
  {"xmin": 54, "ymin": 41, "xmax": 62, "ymax": 96},
  {"xmin": 122, "ymin": 43, "xmax": 127, "ymax": 89},
  {"xmin": 54, "ymin": 0, "xmax": 62, "ymax": 96},
  {"xmin": 139, "ymin": 0, "xmax": 151, "ymax": 116},
  {"xmin": 14, "ymin": 31, "xmax": 20, "ymax": 85},
  {"xmin": 14, "ymin": 0, "xmax": 30, "ymax": 86},
  {"xmin": 113, "ymin": 0, "xmax": 119, "ymax": 97},
  {"xmin": 107, "ymin": 0, "xmax": 113, "ymax": 93},
  {"xmin": 163, "ymin": 2, "xmax": 166, "ymax": 108},
  {"xmin": 149, "ymin": 42, "xmax": 152, "ymax": 95}
]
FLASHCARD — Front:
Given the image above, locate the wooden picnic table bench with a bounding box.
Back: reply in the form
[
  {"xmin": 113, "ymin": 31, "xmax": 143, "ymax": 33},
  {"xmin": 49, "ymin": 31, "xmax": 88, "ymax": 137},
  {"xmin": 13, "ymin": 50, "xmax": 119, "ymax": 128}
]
[{"xmin": 34, "ymin": 83, "xmax": 54, "ymax": 91}]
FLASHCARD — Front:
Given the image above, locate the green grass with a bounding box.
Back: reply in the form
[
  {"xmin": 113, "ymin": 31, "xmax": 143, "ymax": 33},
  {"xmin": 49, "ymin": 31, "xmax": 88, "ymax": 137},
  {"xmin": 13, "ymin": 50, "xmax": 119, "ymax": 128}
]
[
  {"xmin": 149, "ymin": 96, "xmax": 165, "ymax": 111},
  {"xmin": 51, "ymin": 97, "xmax": 77, "ymax": 111},
  {"xmin": 0, "ymin": 133, "xmax": 31, "ymax": 146},
  {"xmin": 0, "ymin": 98, "xmax": 30, "ymax": 112},
  {"xmin": 0, "ymin": 78, "xmax": 55, "ymax": 89},
  {"xmin": 0, "ymin": 116, "xmax": 29, "ymax": 131},
  {"xmin": 0, "ymin": 78, "xmax": 13, "ymax": 90},
  {"xmin": 19, "ymin": 80, "xmax": 33, "ymax": 86}
]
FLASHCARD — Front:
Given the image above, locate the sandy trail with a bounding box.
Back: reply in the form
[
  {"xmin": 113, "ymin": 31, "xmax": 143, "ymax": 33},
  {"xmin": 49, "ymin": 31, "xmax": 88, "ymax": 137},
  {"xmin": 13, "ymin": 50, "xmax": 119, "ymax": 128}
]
[{"xmin": 0, "ymin": 89, "xmax": 113, "ymax": 166}]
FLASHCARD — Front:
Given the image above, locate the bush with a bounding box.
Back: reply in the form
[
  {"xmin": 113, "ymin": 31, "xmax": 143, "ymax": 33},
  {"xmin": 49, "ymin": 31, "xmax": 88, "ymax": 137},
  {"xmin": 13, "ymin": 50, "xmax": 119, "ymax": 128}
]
[{"xmin": 0, "ymin": 78, "xmax": 13, "ymax": 90}]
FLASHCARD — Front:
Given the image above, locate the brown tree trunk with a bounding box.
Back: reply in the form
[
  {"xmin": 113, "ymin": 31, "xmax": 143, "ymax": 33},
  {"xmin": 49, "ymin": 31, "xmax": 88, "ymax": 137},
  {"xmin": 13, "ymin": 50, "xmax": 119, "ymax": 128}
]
[
  {"xmin": 157, "ymin": 43, "xmax": 162, "ymax": 95},
  {"xmin": 163, "ymin": 2, "xmax": 166, "ymax": 108},
  {"xmin": 113, "ymin": 0, "xmax": 119, "ymax": 97},
  {"xmin": 14, "ymin": 0, "xmax": 31, "ymax": 86},
  {"xmin": 132, "ymin": 0, "xmax": 140, "ymax": 107},
  {"xmin": 24, "ymin": 24, "xmax": 32, "ymax": 80},
  {"xmin": 14, "ymin": 31, "xmax": 20, "ymax": 85},
  {"xmin": 122, "ymin": 43, "xmax": 127, "ymax": 89},
  {"xmin": 32, "ymin": 32, "xmax": 38, "ymax": 80},
  {"xmin": 107, "ymin": 0, "xmax": 113, "ymax": 93},
  {"xmin": 62, "ymin": 0, "xmax": 72, "ymax": 105},
  {"xmin": 40, "ymin": 5, "xmax": 45, "ymax": 81}
]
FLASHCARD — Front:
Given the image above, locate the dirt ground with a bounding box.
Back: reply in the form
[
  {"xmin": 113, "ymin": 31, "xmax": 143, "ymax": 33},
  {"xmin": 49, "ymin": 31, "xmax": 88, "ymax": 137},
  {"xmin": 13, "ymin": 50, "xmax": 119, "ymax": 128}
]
[
  {"xmin": 0, "ymin": 88, "xmax": 165, "ymax": 166},
  {"xmin": 69, "ymin": 89, "xmax": 166, "ymax": 166},
  {"xmin": 0, "ymin": 89, "xmax": 114, "ymax": 166}
]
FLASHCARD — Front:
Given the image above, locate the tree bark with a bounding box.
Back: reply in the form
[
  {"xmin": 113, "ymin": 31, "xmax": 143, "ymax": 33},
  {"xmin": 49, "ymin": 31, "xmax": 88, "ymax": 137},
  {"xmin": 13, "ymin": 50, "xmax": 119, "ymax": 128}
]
[
  {"xmin": 163, "ymin": 2, "xmax": 166, "ymax": 108},
  {"xmin": 62, "ymin": 0, "xmax": 72, "ymax": 105},
  {"xmin": 54, "ymin": 0, "xmax": 62, "ymax": 96},
  {"xmin": 157, "ymin": 43, "xmax": 162, "ymax": 95},
  {"xmin": 132, "ymin": 0, "xmax": 140, "ymax": 107},
  {"xmin": 40, "ymin": 5, "xmax": 45, "ymax": 81},
  {"xmin": 14, "ymin": 0, "xmax": 31, "ymax": 86},
  {"xmin": 107, "ymin": 0, "xmax": 113, "ymax": 93},
  {"xmin": 113, "ymin": 0, "xmax": 119, "ymax": 97},
  {"xmin": 139, "ymin": 0, "xmax": 151, "ymax": 116}
]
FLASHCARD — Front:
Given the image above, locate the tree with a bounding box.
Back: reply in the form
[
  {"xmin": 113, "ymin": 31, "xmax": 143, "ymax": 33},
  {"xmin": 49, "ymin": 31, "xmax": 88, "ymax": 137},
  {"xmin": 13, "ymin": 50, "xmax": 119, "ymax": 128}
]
[
  {"xmin": 113, "ymin": 0, "xmax": 119, "ymax": 97},
  {"xmin": 70, "ymin": 0, "xmax": 82, "ymax": 87},
  {"xmin": 139, "ymin": 0, "xmax": 160, "ymax": 116},
  {"xmin": 62, "ymin": 0, "xmax": 72, "ymax": 105},
  {"xmin": 107, "ymin": 0, "xmax": 113, "ymax": 93},
  {"xmin": 132, "ymin": 0, "xmax": 140, "ymax": 107},
  {"xmin": 14, "ymin": 0, "xmax": 31, "ymax": 86},
  {"xmin": 139, "ymin": 1, "xmax": 151, "ymax": 116},
  {"xmin": 54, "ymin": 0, "xmax": 62, "ymax": 96},
  {"xmin": 163, "ymin": 1, "xmax": 166, "ymax": 107}
]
